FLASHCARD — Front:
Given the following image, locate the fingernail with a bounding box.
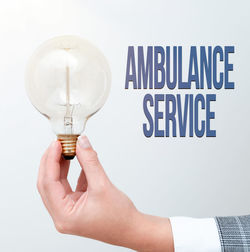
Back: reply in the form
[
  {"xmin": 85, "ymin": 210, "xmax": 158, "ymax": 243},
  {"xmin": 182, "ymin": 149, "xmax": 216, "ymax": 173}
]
[{"xmin": 78, "ymin": 135, "xmax": 91, "ymax": 149}]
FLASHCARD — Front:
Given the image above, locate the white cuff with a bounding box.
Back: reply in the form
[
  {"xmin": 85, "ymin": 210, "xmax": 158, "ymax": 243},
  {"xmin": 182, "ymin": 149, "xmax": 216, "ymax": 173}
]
[{"xmin": 170, "ymin": 217, "xmax": 221, "ymax": 252}]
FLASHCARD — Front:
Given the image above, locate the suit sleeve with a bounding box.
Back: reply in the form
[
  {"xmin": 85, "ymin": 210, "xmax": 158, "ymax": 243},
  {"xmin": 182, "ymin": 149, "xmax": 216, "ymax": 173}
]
[
  {"xmin": 215, "ymin": 215, "xmax": 250, "ymax": 251},
  {"xmin": 170, "ymin": 215, "xmax": 250, "ymax": 252}
]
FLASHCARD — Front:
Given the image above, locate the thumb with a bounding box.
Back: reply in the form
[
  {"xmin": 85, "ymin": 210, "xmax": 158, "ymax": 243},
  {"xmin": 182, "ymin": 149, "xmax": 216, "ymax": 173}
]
[{"xmin": 76, "ymin": 135, "xmax": 108, "ymax": 189}]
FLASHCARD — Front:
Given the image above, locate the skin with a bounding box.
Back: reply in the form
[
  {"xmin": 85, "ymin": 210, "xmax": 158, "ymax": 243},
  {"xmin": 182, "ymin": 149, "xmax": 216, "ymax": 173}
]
[{"xmin": 37, "ymin": 135, "xmax": 174, "ymax": 252}]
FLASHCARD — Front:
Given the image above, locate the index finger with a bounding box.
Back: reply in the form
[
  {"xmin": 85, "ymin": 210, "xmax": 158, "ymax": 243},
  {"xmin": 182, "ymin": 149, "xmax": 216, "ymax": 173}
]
[
  {"xmin": 44, "ymin": 140, "xmax": 62, "ymax": 181},
  {"xmin": 37, "ymin": 143, "xmax": 51, "ymax": 186}
]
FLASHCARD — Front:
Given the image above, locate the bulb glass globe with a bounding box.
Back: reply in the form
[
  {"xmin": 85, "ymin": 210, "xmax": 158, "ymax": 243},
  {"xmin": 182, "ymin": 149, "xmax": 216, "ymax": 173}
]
[{"xmin": 25, "ymin": 35, "xmax": 111, "ymax": 159}]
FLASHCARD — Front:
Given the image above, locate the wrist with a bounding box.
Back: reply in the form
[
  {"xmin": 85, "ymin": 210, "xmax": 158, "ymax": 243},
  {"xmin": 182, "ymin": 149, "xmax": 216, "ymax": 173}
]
[{"xmin": 124, "ymin": 210, "xmax": 174, "ymax": 252}]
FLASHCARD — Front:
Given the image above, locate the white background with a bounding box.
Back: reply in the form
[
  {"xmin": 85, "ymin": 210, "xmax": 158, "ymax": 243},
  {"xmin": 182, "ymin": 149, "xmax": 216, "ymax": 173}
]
[{"xmin": 0, "ymin": 0, "xmax": 249, "ymax": 251}]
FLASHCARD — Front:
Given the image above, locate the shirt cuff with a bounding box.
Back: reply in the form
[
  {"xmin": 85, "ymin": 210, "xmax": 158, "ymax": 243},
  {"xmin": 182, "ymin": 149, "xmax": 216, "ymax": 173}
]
[{"xmin": 170, "ymin": 217, "xmax": 221, "ymax": 252}]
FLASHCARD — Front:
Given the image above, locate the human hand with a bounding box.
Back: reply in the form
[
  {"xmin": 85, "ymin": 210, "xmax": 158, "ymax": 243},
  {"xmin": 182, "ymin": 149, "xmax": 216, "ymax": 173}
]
[{"xmin": 37, "ymin": 136, "xmax": 174, "ymax": 252}]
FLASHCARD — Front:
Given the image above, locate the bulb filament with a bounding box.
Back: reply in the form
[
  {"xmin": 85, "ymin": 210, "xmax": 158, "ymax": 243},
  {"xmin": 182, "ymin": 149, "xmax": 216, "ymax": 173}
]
[{"xmin": 64, "ymin": 64, "xmax": 73, "ymax": 134}]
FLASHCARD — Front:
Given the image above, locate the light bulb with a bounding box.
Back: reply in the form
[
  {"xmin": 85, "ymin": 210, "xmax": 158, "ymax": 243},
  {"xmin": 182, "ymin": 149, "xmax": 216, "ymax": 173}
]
[{"xmin": 25, "ymin": 35, "xmax": 111, "ymax": 159}]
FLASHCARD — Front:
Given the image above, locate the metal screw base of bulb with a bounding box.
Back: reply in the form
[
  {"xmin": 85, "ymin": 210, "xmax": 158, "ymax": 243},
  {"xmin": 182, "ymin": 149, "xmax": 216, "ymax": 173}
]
[{"xmin": 57, "ymin": 134, "xmax": 79, "ymax": 160}]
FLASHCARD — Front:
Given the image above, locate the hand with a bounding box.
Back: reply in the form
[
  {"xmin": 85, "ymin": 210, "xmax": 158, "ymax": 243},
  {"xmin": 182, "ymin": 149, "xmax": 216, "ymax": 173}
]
[{"xmin": 37, "ymin": 136, "xmax": 174, "ymax": 252}]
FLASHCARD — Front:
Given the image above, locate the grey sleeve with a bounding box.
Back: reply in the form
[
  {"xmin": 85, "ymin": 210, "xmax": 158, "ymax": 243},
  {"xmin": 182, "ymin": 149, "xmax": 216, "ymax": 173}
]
[{"xmin": 215, "ymin": 215, "xmax": 250, "ymax": 252}]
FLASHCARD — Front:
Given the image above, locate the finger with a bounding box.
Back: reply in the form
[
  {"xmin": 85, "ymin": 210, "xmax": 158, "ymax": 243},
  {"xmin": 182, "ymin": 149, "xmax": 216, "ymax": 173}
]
[
  {"xmin": 60, "ymin": 158, "xmax": 70, "ymax": 179},
  {"xmin": 38, "ymin": 143, "xmax": 51, "ymax": 183},
  {"xmin": 76, "ymin": 135, "xmax": 108, "ymax": 189},
  {"xmin": 60, "ymin": 158, "xmax": 72, "ymax": 194},
  {"xmin": 70, "ymin": 191, "xmax": 85, "ymax": 202},
  {"xmin": 76, "ymin": 170, "xmax": 87, "ymax": 192},
  {"xmin": 44, "ymin": 140, "xmax": 62, "ymax": 181},
  {"xmin": 37, "ymin": 142, "xmax": 74, "ymax": 218}
]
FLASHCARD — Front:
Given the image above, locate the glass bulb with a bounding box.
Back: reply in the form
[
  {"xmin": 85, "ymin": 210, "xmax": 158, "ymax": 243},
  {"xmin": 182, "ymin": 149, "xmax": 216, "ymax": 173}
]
[{"xmin": 25, "ymin": 35, "xmax": 111, "ymax": 159}]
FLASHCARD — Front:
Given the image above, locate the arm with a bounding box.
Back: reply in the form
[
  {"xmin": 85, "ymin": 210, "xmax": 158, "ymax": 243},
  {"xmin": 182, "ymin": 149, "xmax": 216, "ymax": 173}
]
[{"xmin": 37, "ymin": 136, "xmax": 174, "ymax": 252}]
